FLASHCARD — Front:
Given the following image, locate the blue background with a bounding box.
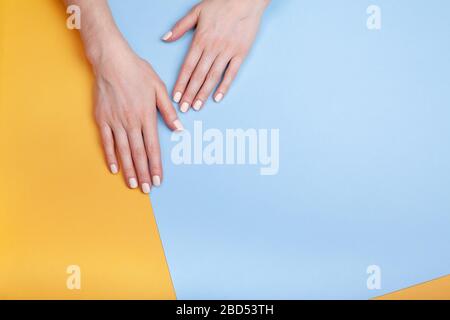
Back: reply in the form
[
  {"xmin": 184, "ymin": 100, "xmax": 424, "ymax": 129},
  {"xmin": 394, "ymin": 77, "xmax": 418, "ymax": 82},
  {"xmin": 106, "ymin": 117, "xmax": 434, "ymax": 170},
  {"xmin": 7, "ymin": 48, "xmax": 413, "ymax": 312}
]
[{"xmin": 109, "ymin": 0, "xmax": 450, "ymax": 299}]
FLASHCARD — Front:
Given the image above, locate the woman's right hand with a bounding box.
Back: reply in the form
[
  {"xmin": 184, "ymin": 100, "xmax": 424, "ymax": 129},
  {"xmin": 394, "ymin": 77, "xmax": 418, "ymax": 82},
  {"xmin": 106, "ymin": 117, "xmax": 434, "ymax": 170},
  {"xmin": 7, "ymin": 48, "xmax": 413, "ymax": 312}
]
[{"xmin": 91, "ymin": 41, "xmax": 184, "ymax": 193}]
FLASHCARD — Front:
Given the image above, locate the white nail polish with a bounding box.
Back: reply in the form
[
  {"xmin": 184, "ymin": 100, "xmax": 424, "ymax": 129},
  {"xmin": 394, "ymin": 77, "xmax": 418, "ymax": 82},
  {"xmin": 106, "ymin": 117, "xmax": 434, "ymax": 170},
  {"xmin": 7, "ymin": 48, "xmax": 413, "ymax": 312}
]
[
  {"xmin": 142, "ymin": 183, "xmax": 151, "ymax": 194},
  {"xmin": 215, "ymin": 93, "xmax": 224, "ymax": 103},
  {"xmin": 110, "ymin": 164, "xmax": 118, "ymax": 174},
  {"xmin": 180, "ymin": 102, "xmax": 190, "ymax": 113},
  {"xmin": 193, "ymin": 100, "xmax": 203, "ymax": 111},
  {"xmin": 173, "ymin": 119, "xmax": 184, "ymax": 132},
  {"xmin": 129, "ymin": 178, "xmax": 138, "ymax": 189},
  {"xmin": 152, "ymin": 176, "xmax": 161, "ymax": 187},
  {"xmin": 173, "ymin": 92, "xmax": 182, "ymax": 103},
  {"xmin": 162, "ymin": 31, "xmax": 173, "ymax": 41}
]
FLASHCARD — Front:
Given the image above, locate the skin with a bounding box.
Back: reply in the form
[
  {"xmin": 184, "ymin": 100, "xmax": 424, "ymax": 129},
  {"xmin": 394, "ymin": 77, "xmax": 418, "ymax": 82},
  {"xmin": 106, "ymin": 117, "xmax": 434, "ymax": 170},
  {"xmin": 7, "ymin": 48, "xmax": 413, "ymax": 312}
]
[
  {"xmin": 65, "ymin": 0, "xmax": 183, "ymax": 194},
  {"xmin": 163, "ymin": 0, "xmax": 271, "ymax": 112},
  {"xmin": 65, "ymin": 0, "xmax": 269, "ymax": 193}
]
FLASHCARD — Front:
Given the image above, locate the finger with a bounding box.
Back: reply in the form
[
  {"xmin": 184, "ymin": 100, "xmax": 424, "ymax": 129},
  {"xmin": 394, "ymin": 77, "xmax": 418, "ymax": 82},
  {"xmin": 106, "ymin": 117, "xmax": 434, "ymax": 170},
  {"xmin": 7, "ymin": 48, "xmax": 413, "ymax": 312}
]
[
  {"xmin": 99, "ymin": 124, "xmax": 119, "ymax": 174},
  {"xmin": 128, "ymin": 128, "xmax": 152, "ymax": 194},
  {"xmin": 215, "ymin": 56, "xmax": 243, "ymax": 103},
  {"xmin": 173, "ymin": 45, "xmax": 203, "ymax": 108},
  {"xmin": 142, "ymin": 118, "xmax": 163, "ymax": 188},
  {"xmin": 194, "ymin": 55, "xmax": 230, "ymax": 107},
  {"xmin": 156, "ymin": 84, "xmax": 184, "ymax": 132},
  {"xmin": 181, "ymin": 53, "xmax": 216, "ymax": 111},
  {"xmin": 113, "ymin": 127, "xmax": 138, "ymax": 190},
  {"xmin": 161, "ymin": 6, "xmax": 200, "ymax": 42}
]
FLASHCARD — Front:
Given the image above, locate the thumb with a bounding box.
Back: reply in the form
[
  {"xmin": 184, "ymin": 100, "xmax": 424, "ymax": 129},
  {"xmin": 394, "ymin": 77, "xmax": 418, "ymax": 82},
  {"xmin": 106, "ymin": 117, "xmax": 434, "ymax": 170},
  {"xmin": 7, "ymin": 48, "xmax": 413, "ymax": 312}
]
[
  {"xmin": 156, "ymin": 84, "xmax": 184, "ymax": 132},
  {"xmin": 162, "ymin": 6, "xmax": 200, "ymax": 42}
]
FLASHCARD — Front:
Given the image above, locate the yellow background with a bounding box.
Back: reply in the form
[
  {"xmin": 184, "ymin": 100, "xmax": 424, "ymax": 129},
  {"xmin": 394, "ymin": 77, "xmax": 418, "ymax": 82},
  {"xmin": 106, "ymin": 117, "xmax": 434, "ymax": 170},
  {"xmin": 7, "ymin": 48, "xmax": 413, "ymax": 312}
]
[{"xmin": 0, "ymin": 0, "xmax": 174, "ymax": 299}]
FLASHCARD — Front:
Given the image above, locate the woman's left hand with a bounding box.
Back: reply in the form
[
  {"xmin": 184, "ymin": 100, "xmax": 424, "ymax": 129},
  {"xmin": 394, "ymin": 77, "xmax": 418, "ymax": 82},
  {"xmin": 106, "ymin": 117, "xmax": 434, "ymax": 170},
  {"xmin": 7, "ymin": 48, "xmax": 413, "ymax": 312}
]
[{"xmin": 162, "ymin": 0, "xmax": 270, "ymax": 112}]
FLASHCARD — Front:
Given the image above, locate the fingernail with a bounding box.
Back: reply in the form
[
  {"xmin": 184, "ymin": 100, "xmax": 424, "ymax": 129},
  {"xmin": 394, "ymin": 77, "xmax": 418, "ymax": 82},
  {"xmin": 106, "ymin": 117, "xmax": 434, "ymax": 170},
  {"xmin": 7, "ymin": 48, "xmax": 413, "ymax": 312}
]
[
  {"xmin": 173, "ymin": 91, "xmax": 182, "ymax": 103},
  {"xmin": 129, "ymin": 178, "xmax": 138, "ymax": 189},
  {"xmin": 214, "ymin": 93, "xmax": 224, "ymax": 103},
  {"xmin": 110, "ymin": 164, "xmax": 118, "ymax": 174},
  {"xmin": 152, "ymin": 175, "xmax": 161, "ymax": 187},
  {"xmin": 162, "ymin": 31, "xmax": 173, "ymax": 41},
  {"xmin": 193, "ymin": 100, "xmax": 203, "ymax": 111},
  {"xmin": 180, "ymin": 102, "xmax": 190, "ymax": 113},
  {"xmin": 173, "ymin": 119, "xmax": 184, "ymax": 132},
  {"xmin": 142, "ymin": 183, "xmax": 151, "ymax": 194}
]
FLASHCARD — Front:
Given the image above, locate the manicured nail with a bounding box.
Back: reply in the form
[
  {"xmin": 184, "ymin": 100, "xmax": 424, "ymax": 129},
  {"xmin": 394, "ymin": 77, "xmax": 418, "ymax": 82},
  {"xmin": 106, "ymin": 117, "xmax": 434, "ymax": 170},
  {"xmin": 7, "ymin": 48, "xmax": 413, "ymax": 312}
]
[
  {"xmin": 162, "ymin": 31, "xmax": 173, "ymax": 41},
  {"xmin": 180, "ymin": 102, "xmax": 190, "ymax": 113},
  {"xmin": 193, "ymin": 100, "xmax": 203, "ymax": 111},
  {"xmin": 214, "ymin": 93, "xmax": 224, "ymax": 103},
  {"xmin": 129, "ymin": 178, "xmax": 138, "ymax": 189},
  {"xmin": 173, "ymin": 119, "xmax": 184, "ymax": 132},
  {"xmin": 142, "ymin": 183, "xmax": 151, "ymax": 194},
  {"xmin": 152, "ymin": 175, "xmax": 161, "ymax": 187},
  {"xmin": 110, "ymin": 164, "xmax": 118, "ymax": 174},
  {"xmin": 173, "ymin": 91, "xmax": 182, "ymax": 103}
]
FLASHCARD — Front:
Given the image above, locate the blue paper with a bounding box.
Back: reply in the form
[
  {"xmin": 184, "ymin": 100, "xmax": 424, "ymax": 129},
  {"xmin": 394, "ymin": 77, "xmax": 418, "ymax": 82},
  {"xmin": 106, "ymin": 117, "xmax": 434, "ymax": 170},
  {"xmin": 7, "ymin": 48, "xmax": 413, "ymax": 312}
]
[{"xmin": 109, "ymin": 0, "xmax": 450, "ymax": 299}]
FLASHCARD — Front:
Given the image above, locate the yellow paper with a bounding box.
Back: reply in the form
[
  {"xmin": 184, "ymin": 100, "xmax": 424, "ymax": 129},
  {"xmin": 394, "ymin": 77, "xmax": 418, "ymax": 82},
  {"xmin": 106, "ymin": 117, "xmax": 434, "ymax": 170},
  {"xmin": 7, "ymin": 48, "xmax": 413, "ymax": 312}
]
[
  {"xmin": 0, "ymin": 0, "xmax": 174, "ymax": 299},
  {"xmin": 377, "ymin": 275, "xmax": 450, "ymax": 300}
]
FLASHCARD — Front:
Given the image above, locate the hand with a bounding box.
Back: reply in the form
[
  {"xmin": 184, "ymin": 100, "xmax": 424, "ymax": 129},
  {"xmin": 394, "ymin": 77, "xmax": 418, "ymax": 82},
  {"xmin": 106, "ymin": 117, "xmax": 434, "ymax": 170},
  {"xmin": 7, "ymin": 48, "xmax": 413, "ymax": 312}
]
[
  {"xmin": 162, "ymin": 0, "xmax": 270, "ymax": 112},
  {"xmin": 66, "ymin": 0, "xmax": 183, "ymax": 193},
  {"xmin": 93, "ymin": 43, "xmax": 184, "ymax": 193}
]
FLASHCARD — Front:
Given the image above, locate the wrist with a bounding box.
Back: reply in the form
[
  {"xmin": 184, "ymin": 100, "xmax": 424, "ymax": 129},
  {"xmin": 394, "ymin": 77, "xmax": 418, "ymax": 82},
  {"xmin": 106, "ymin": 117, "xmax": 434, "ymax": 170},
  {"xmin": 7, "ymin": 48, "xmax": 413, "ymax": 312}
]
[{"xmin": 84, "ymin": 31, "xmax": 131, "ymax": 69}]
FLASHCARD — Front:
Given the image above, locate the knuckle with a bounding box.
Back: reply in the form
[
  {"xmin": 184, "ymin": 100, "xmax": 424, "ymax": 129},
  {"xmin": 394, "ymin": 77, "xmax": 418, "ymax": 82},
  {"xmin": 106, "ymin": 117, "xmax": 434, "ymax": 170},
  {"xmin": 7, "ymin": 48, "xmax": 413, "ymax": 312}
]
[
  {"xmin": 198, "ymin": 64, "xmax": 210, "ymax": 75},
  {"xmin": 138, "ymin": 174, "xmax": 150, "ymax": 182},
  {"xmin": 135, "ymin": 165, "xmax": 148, "ymax": 176},
  {"xmin": 141, "ymin": 108, "xmax": 155, "ymax": 121},
  {"xmin": 96, "ymin": 118, "xmax": 108, "ymax": 130},
  {"xmin": 103, "ymin": 140, "xmax": 114, "ymax": 151},
  {"xmin": 192, "ymin": 4, "xmax": 201, "ymax": 15},
  {"xmin": 122, "ymin": 107, "xmax": 134, "ymax": 119},
  {"xmin": 196, "ymin": 92, "xmax": 206, "ymax": 101},
  {"xmin": 193, "ymin": 72, "xmax": 205, "ymax": 84},
  {"xmin": 133, "ymin": 147, "xmax": 147, "ymax": 159},
  {"xmin": 183, "ymin": 62, "xmax": 196, "ymax": 73},
  {"xmin": 208, "ymin": 69, "xmax": 221, "ymax": 82},
  {"xmin": 194, "ymin": 30, "xmax": 209, "ymax": 46},
  {"xmin": 95, "ymin": 109, "xmax": 109, "ymax": 127},
  {"xmin": 146, "ymin": 144, "xmax": 159, "ymax": 156},
  {"xmin": 122, "ymin": 112, "xmax": 140, "ymax": 130},
  {"xmin": 183, "ymin": 91, "xmax": 194, "ymax": 101},
  {"xmin": 105, "ymin": 151, "xmax": 116, "ymax": 159},
  {"xmin": 151, "ymin": 169, "xmax": 162, "ymax": 177},
  {"xmin": 237, "ymin": 45, "xmax": 247, "ymax": 55},
  {"xmin": 215, "ymin": 38, "xmax": 230, "ymax": 50},
  {"xmin": 96, "ymin": 119, "xmax": 106, "ymax": 129},
  {"xmin": 234, "ymin": 55, "xmax": 244, "ymax": 65},
  {"xmin": 110, "ymin": 120, "xmax": 123, "ymax": 131},
  {"xmin": 190, "ymin": 75, "xmax": 201, "ymax": 87},
  {"xmin": 107, "ymin": 110, "xmax": 120, "ymax": 127},
  {"xmin": 94, "ymin": 111, "xmax": 103, "ymax": 125},
  {"xmin": 150, "ymin": 159, "xmax": 162, "ymax": 175},
  {"xmin": 220, "ymin": 81, "xmax": 230, "ymax": 90},
  {"xmin": 156, "ymin": 79, "xmax": 166, "ymax": 90},
  {"xmin": 174, "ymin": 20, "xmax": 183, "ymax": 32},
  {"xmin": 118, "ymin": 144, "xmax": 130, "ymax": 156}
]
